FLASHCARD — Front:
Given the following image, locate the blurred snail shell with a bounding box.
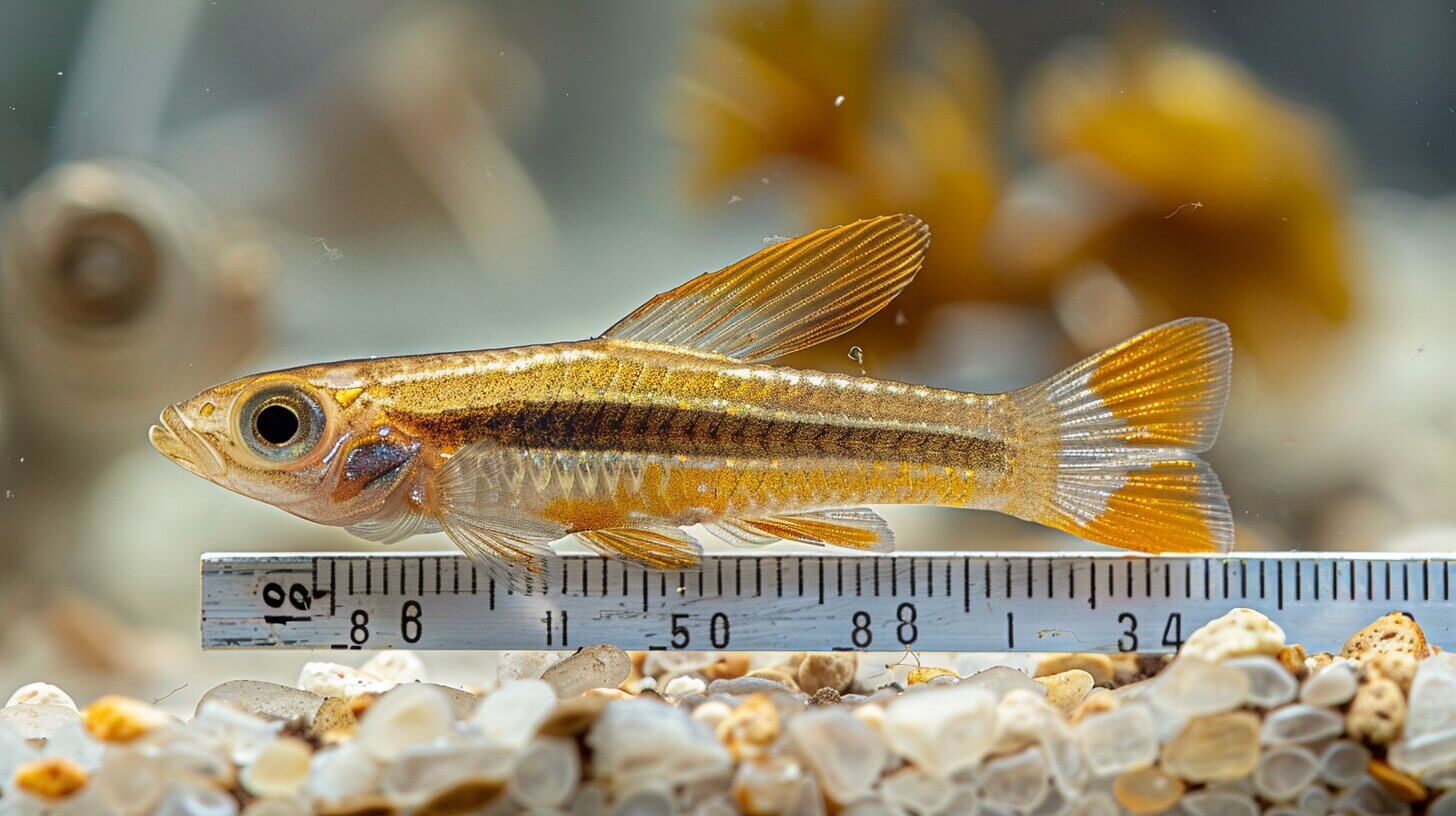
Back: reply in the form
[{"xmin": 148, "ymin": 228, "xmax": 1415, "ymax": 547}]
[{"xmin": 0, "ymin": 159, "xmax": 271, "ymax": 452}]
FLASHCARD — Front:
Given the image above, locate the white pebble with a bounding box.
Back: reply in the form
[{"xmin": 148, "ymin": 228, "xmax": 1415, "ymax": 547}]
[
  {"xmin": 295, "ymin": 662, "xmax": 390, "ymax": 698},
  {"xmin": 190, "ymin": 701, "xmax": 283, "ymax": 766},
  {"xmin": 588, "ymin": 701, "xmax": 732, "ymax": 792},
  {"xmin": 691, "ymin": 700, "xmax": 733, "ymax": 729},
  {"xmin": 498, "ymin": 650, "xmax": 566, "ymax": 683},
  {"xmin": 1181, "ymin": 608, "xmax": 1286, "ymax": 663},
  {"xmin": 358, "ymin": 651, "xmax": 426, "ymax": 685},
  {"xmin": 664, "ymin": 676, "xmax": 707, "ymax": 699},
  {"xmin": 5, "ymin": 682, "xmax": 77, "ymax": 712}
]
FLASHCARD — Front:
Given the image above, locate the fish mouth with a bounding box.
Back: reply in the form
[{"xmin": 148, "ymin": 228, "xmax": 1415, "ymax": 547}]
[{"xmin": 149, "ymin": 406, "xmax": 226, "ymax": 479}]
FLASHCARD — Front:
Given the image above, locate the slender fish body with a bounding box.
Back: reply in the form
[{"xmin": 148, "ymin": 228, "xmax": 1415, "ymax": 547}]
[{"xmin": 152, "ymin": 216, "xmax": 1233, "ymax": 585}]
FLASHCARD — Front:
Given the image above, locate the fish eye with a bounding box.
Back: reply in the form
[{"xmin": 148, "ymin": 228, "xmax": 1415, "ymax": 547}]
[{"xmin": 238, "ymin": 384, "xmax": 327, "ymax": 464}]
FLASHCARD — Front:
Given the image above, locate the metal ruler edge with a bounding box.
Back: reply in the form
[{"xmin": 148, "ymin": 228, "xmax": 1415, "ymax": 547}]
[{"xmin": 201, "ymin": 551, "xmax": 1456, "ymax": 653}]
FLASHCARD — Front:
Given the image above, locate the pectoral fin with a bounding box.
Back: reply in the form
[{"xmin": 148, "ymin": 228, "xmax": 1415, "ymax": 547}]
[
  {"xmin": 434, "ymin": 441, "xmax": 569, "ymax": 593},
  {"xmin": 575, "ymin": 525, "xmax": 702, "ymax": 570},
  {"xmin": 708, "ymin": 508, "xmax": 895, "ymax": 551},
  {"xmin": 604, "ymin": 215, "xmax": 928, "ymax": 362}
]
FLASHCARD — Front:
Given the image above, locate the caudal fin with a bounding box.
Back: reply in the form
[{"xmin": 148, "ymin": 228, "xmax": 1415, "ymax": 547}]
[{"xmin": 1011, "ymin": 318, "xmax": 1234, "ymax": 554}]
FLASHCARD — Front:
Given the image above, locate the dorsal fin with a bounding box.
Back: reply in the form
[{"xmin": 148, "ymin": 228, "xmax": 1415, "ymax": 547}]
[{"xmin": 603, "ymin": 215, "xmax": 929, "ymax": 362}]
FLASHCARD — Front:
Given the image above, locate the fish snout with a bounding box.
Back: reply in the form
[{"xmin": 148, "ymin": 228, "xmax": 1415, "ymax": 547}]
[{"xmin": 150, "ymin": 405, "xmax": 226, "ymax": 478}]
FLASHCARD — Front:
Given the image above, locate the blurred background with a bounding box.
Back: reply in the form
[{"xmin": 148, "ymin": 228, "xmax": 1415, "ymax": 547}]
[{"xmin": 0, "ymin": 0, "xmax": 1453, "ymax": 708}]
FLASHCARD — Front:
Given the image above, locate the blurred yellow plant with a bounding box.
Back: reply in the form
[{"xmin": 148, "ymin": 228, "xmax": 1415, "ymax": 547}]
[
  {"xmin": 669, "ymin": 0, "xmax": 1013, "ymax": 368},
  {"xmin": 991, "ymin": 40, "xmax": 1355, "ymax": 370}
]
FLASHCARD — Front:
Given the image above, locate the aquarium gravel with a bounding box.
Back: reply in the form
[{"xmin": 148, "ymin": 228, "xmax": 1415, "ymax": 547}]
[{"xmin": 0, "ymin": 609, "xmax": 1451, "ymax": 815}]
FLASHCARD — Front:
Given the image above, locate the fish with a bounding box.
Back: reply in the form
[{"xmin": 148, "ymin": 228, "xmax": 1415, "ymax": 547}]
[{"xmin": 151, "ymin": 215, "xmax": 1233, "ymax": 588}]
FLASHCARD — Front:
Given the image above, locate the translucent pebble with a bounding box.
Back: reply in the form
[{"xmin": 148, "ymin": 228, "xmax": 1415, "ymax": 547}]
[
  {"xmin": 1431, "ymin": 790, "xmax": 1456, "ymax": 816},
  {"xmin": 510, "ymin": 737, "xmax": 580, "ymax": 808},
  {"xmin": 196, "ymin": 681, "xmax": 353, "ymax": 738},
  {"xmin": 354, "ymin": 683, "xmax": 454, "ymax": 763},
  {"xmin": 733, "ymin": 755, "xmax": 805, "ymax": 815},
  {"xmin": 42, "ymin": 721, "xmax": 104, "ymax": 770},
  {"xmin": 541, "ymin": 644, "xmax": 632, "ymax": 698},
  {"xmin": 1320, "ymin": 740, "xmax": 1373, "ymax": 787},
  {"xmin": 190, "ymin": 701, "xmax": 283, "ymax": 766},
  {"xmin": 1178, "ymin": 790, "xmax": 1259, "ymax": 816},
  {"xmin": 1261, "ymin": 704, "xmax": 1345, "ymax": 744},
  {"xmin": 498, "ymin": 650, "xmax": 566, "ymax": 683},
  {"xmin": 588, "ymin": 701, "xmax": 732, "ymax": 791},
  {"xmin": 1224, "ymin": 656, "xmax": 1298, "ymax": 708},
  {"xmin": 0, "ymin": 702, "xmax": 81, "ymax": 741},
  {"xmin": 470, "ymin": 679, "xmax": 558, "ymax": 750},
  {"xmin": 1390, "ymin": 653, "xmax": 1456, "ymax": 774},
  {"xmin": 1161, "ymin": 711, "xmax": 1261, "ymax": 782},
  {"xmin": 240, "ymin": 737, "xmax": 312, "ymax": 798},
  {"xmin": 880, "ymin": 765, "xmax": 952, "ymax": 815},
  {"xmin": 1149, "ymin": 657, "xmax": 1249, "ymax": 718},
  {"xmin": 1075, "ymin": 705, "xmax": 1156, "ymax": 778},
  {"xmin": 838, "ymin": 798, "xmax": 898, "ymax": 816},
  {"xmin": 1301, "ymin": 662, "xmax": 1359, "ymax": 707},
  {"xmin": 382, "ymin": 739, "xmax": 514, "ymax": 801},
  {"xmin": 1423, "ymin": 763, "xmax": 1456, "ymax": 791},
  {"xmin": 939, "ymin": 785, "xmax": 979, "ymax": 816},
  {"xmin": 569, "ymin": 782, "xmax": 610, "ymax": 816},
  {"xmin": 992, "ymin": 689, "xmax": 1058, "ymax": 753},
  {"xmin": 1041, "ymin": 715, "xmax": 1089, "ymax": 797},
  {"xmin": 1061, "ymin": 790, "xmax": 1117, "ymax": 816},
  {"xmin": 609, "ymin": 787, "xmax": 674, "ymax": 816},
  {"xmin": 1253, "ymin": 744, "xmax": 1320, "ymax": 802},
  {"xmin": 239, "ymin": 799, "xmax": 309, "ymax": 816},
  {"xmin": 1299, "ymin": 784, "xmax": 1334, "ymax": 816},
  {"xmin": 1403, "ymin": 653, "xmax": 1456, "ymax": 736},
  {"xmin": 978, "ymin": 746, "xmax": 1048, "ymax": 813},
  {"xmin": 153, "ymin": 784, "xmax": 240, "ymax": 816},
  {"xmin": 886, "ymin": 683, "xmax": 997, "ymax": 777},
  {"xmin": 305, "ymin": 742, "xmax": 379, "ymax": 803},
  {"xmin": 1112, "ymin": 766, "xmax": 1185, "ymax": 815},
  {"xmin": 6, "ymin": 683, "xmax": 78, "ymax": 712},
  {"xmin": 1332, "ymin": 779, "xmax": 1413, "ymax": 816},
  {"xmin": 959, "ymin": 666, "xmax": 1046, "ymax": 700},
  {"xmin": 785, "ymin": 708, "xmax": 886, "ymax": 803},
  {"xmin": 91, "ymin": 750, "xmax": 165, "ymax": 816},
  {"xmin": 1389, "ymin": 729, "xmax": 1456, "ymax": 777}
]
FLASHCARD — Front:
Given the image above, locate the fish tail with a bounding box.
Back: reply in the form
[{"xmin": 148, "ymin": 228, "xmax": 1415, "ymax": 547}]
[{"xmin": 1009, "ymin": 318, "xmax": 1235, "ymax": 554}]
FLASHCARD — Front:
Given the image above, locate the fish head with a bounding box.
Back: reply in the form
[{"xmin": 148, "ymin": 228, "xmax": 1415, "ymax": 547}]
[{"xmin": 150, "ymin": 365, "xmax": 415, "ymax": 526}]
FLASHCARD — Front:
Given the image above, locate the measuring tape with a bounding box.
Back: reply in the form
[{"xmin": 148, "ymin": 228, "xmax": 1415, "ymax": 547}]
[{"xmin": 201, "ymin": 552, "xmax": 1455, "ymax": 653}]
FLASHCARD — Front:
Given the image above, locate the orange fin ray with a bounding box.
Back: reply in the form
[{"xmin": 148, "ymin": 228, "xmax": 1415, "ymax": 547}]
[
  {"xmin": 603, "ymin": 215, "xmax": 928, "ymax": 362},
  {"xmin": 575, "ymin": 525, "xmax": 703, "ymax": 571},
  {"xmin": 708, "ymin": 508, "xmax": 894, "ymax": 551},
  {"xmin": 1012, "ymin": 318, "xmax": 1234, "ymax": 554}
]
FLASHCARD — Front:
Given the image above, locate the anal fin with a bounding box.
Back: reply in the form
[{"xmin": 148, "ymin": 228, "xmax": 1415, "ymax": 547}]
[
  {"xmin": 576, "ymin": 525, "xmax": 703, "ymax": 571},
  {"xmin": 709, "ymin": 508, "xmax": 894, "ymax": 552}
]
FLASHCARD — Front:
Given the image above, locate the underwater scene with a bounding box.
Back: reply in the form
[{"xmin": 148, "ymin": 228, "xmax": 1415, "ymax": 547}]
[{"xmin": 2, "ymin": 1, "xmax": 1455, "ymax": 814}]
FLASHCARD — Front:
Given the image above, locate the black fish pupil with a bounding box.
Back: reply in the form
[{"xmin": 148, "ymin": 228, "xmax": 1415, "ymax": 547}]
[{"xmin": 255, "ymin": 404, "xmax": 300, "ymax": 446}]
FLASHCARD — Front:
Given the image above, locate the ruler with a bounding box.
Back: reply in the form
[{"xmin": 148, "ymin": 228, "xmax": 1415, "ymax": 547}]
[{"xmin": 201, "ymin": 552, "xmax": 1455, "ymax": 653}]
